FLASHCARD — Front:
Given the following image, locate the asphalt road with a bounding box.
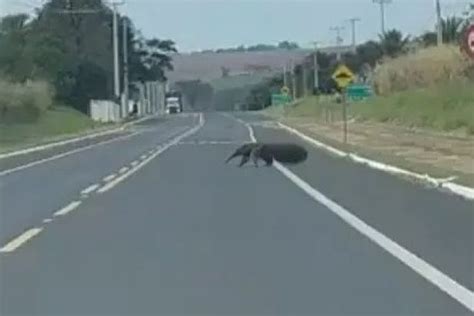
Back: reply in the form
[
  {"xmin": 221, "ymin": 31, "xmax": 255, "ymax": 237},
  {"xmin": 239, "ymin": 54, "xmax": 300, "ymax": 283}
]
[{"xmin": 0, "ymin": 112, "xmax": 472, "ymax": 315}]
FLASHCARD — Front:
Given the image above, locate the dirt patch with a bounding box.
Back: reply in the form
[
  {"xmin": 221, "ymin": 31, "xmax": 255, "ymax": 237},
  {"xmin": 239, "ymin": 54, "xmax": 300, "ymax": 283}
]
[{"xmin": 279, "ymin": 117, "xmax": 474, "ymax": 186}]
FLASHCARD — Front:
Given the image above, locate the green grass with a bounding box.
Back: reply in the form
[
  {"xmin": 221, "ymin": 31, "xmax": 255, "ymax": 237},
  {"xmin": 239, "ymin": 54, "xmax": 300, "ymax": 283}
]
[
  {"xmin": 0, "ymin": 106, "xmax": 109, "ymax": 152},
  {"xmin": 261, "ymin": 83, "xmax": 474, "ymax": 186},
  {"xmin": 265, "ymin": 95, "xmax": 344, "ymax": 123},
  {"xmin": 269, "ymin": 80, "xmax": 474, "ymax": 134},
  {"xmin": 353, "ymin": 80, "xmax": 474, "ymax": 134}
]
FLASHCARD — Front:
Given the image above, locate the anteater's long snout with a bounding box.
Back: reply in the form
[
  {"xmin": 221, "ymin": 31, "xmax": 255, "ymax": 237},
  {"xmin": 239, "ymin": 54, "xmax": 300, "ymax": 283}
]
[{"xmin": 225, "ymin": 151, "xmax": 239, "ymax": 163}]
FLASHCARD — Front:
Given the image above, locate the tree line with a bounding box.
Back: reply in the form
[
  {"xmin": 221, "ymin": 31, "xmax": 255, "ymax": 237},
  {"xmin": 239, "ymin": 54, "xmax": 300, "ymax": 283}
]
[
  {"xmin": 245, "ymin": 4, "xmax": 474, "ymax": 110},
  {"xmin": 0, "ymin": 0, "xmax": 177, "ymax": 114},
  {"xmin": 201, "ymin": 41, "xmax": 300, "ymax": 53}
]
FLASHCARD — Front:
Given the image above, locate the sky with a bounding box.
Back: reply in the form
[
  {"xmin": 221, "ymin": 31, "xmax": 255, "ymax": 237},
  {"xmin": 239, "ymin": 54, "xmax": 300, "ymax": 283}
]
[{"xmin": 1, "ymin": 0, "xmax": 471, "ymax": 52}]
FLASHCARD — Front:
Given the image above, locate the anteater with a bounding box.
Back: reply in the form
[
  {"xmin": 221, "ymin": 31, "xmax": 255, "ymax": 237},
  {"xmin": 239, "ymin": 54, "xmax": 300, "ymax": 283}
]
[{"xmin": 225, "ymin": 142, "xmax": 308, "ymax": 167}]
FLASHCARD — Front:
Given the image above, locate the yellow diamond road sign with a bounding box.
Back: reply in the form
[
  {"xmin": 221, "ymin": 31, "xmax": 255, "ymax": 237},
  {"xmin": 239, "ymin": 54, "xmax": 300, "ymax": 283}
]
[{"xmin": 332, "ymin": 64, "xmax": 355, "ymax": 88}]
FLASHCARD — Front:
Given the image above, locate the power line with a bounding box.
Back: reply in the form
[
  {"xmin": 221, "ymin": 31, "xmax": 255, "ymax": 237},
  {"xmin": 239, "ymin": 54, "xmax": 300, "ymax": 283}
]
[
  {"xmin": 330, "ymin": 26, "xmax": 345, "ymax": 60},
  {"xmin": 436, "ymin": 0, "xmax": 443, "ymax": 46},
  {"xmin": 110, "ymin": 1, "xmax": 125, "ymax": 103},
  {"xmin": 373, "ymin": 0, "xmax": 392, "ymax": 34},
  {"xmin": 312, "ymin": 41, "xmax": 320, "ymax": 91},
  {"xmin": 347, "ymin": 17, "xmax": 361, "ymax": 49}
]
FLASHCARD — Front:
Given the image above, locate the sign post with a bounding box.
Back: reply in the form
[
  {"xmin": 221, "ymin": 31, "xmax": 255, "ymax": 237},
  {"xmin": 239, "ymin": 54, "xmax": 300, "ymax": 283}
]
[
  {"xmin": 331, "ymin": 64, "xmax": 355, "ymax": 144},
  {"xmin": 342, "ymin": 91, "xmax": 348, "ymax": 143}
]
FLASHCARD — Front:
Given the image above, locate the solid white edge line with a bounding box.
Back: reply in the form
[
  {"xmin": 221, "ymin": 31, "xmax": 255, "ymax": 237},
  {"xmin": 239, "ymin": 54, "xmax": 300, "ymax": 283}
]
[
  {"xmin": 0, "ymin": 131, "xmax": 140, "ymax": 177},
  {"xmin": 80, "ymin": 184, "xmax": 100, "ymax": 195},
  {"xmin": 103, "ymin": 174, "xmax": 117, "ymax": 182},
  {"xmin": 0, "ymin": 129, "xmax": 123, "ymax": 160},
  {"xmin": 277, "ymin": 122, "xmax": 346, "ymax": 157},
  {"xmin": 277, "ymin": 121, "xmax": 474, "ymax": 201},
  {"xmin": 239, "ymin": 117, "xmax": 473, "ymax": 312},
  {"xmin": 53, "ymin": 200, "xmax": 82, "ymax": 217},
  {"xmin": 273, "ymin": 161, "xmax": 474, "ymax": 312},
  {"xmin": 97, "ymin": 113, "xmax": 205, "ymax": 194},
  {"xmin": 0, "ymin": 227, "xmax": 43, "ymax": 253}
]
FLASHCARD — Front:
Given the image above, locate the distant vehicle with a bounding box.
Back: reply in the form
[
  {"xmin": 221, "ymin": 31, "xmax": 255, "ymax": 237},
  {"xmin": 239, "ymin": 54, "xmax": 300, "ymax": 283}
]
[{"xmin": 165, "ymin": 91, "xmax": 183, "ymax": 114}]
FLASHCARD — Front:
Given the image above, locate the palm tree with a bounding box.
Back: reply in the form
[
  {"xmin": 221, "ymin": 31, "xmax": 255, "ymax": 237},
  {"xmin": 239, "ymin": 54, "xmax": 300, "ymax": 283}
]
[
  {"xmin": 378, "ymin": 29, "xmax": 410, "ymax": 58},
  {"xmin": 0, "ymin": 14, "xmax": 29, "ymax": 34},
  {"xmin": 441, "ymin": 16, "xmax": 464, "ymax": 43}
]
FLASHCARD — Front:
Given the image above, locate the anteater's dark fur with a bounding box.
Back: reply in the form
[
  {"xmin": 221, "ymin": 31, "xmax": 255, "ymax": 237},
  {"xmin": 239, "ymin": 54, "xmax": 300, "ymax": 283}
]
[{"xmin": 225, "ymin": 142, "xmax": 308, "ymax": 167}]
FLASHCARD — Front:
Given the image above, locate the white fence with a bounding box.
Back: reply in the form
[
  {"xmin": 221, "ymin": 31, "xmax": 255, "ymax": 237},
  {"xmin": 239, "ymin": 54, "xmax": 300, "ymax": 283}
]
[
  {"xmin": 89, "ymin": 81, "xmax": 166, "ymax": 123},
  {"xmin": 89, "ymin": 100, "xmax": 120, "ymax": 123}
]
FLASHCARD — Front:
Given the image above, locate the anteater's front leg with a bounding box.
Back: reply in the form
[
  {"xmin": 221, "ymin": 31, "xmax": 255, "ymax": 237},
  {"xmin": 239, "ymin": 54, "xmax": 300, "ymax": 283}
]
[
  {"xmin": 250, "ymin": 146, "xmax": 265, "ymax": 167},
  {"xmin": 238, "ymin": 154, "xmax": 250, "ymax": 167}
]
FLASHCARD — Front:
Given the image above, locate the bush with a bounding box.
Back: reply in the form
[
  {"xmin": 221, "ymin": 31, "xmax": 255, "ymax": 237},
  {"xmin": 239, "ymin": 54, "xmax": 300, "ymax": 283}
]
[
  {"xmin": 0, "ymin": 80, "xmax": 53, "ymax": 122},
  {"xmin": 373, "ymin": 45, "xmax": 472, "ymax": 95}
]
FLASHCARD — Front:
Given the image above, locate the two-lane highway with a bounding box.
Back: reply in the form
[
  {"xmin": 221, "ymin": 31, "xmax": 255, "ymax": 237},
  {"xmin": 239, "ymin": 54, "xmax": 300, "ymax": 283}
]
[
  {"xmin": 0, "ymin": 114, "xmax": 198, "ymax": 246},
  {"xmin": 0, "ymin": 112, "xmax": 472, "ymax": 315}
]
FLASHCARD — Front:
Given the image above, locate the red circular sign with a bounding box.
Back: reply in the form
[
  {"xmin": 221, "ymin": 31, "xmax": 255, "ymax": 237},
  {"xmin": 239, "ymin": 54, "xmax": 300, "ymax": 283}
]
[{"xmin": 463, "ymin": 24, "xmax": 474, "ymax": 59}]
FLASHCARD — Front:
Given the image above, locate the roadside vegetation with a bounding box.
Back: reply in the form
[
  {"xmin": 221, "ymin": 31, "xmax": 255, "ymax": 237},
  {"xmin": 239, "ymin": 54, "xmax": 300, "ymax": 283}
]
[
  {"xmin": 278, "ymin": 44, "xmax": 474, "ymax": 135},
  {"xmin": 355, "ymin": 79, "xmax": 474, "ymax": 134},
  {"xmin": 0, "ymin": 80, "xmax": 53, "ymax": 123},
  {"xmin": 0, "ymin": 106, "xmax": 100, "ymax": 153},
  {"xmin": 0, "ymin": 0, "xmax": 176, "ymax": 149},
  {"xmin": 261, "ymin": 4, "xmax": 474, "ymax": 186}
]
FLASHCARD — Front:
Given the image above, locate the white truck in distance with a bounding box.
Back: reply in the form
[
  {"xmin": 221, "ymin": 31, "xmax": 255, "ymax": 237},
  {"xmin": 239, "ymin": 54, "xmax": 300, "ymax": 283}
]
[{"xmin": 165, "ymin": 91, "xmax": 183, "ymax": 114}]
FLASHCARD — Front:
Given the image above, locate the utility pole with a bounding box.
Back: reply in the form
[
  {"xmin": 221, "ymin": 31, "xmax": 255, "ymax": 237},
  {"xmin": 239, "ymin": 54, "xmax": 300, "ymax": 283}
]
[
  {"xmin": 330, "ymin": 26, "xmax": 344, "ymax": 60},
  {"xmin": 373, "ymin": 0, "xmax": 392, "ymax": 34},
  {"xmin": 436, "ymin": 0, "xmax": 443, "ymax": 46},
  {"xmin": 348, "ymin": 18, "xmax": 361, "ymax": 50},
  {"xmin": 122, "ymin": 17, "xmax": 129, "ymax": 117},
  {"xmin": 283, "ymin": 64, "xmax": 288, "ymax": 87},
  {"xmin": 312, "ymin": 41, "xmax": 319, "ymax": 92},
  {"xmin": 302, "ymin": 62, "xmax": 308, "ymax": 96},
  {"xmin": 290, "ymin": 60, "xmax": 296, "ymax": 100},
  {"xmin": 112, "ymin": 3, "xmax": 121, "ymax": 100}
]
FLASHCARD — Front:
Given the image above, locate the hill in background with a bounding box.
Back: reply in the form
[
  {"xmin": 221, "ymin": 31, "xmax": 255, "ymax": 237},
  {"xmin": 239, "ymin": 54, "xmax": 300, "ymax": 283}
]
[{"xmin": 166, "ymin": 49, "xmax": 311, "ymax": 83}]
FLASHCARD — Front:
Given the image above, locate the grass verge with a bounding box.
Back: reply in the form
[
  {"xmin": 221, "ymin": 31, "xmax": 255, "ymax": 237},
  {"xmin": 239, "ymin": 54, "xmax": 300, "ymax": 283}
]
[
  {"xmin": 282, "ymin": 119, "xmax": 474, "ymax": 187},
  {"xmin": 0, "ymin": 106, "xmax": 115, "ymax": 153},
  {"xmin": 354, "ymin": 80, "xmax": 474, "ymax": 134},
  {"xmin": 274, "ymin": 80, "xmax": 474, "ymax": 135},
  {"xmin": 262, "ymin": 89, "xmax": 474, "ymax": 187}
]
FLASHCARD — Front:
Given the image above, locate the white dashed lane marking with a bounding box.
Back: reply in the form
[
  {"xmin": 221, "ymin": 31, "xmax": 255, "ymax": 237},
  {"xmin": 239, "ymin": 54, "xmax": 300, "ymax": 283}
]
[
  {"xmin": 0, "ymin": 228, "xmax": 43, "ymax": 253},
  {"xmin": 97, "ymin": 114, "xmax": 204, "ymax": 194},
  {"xmin": 80, "ymin": 184, "xmax": 100, "ymax": 196},
  {"xmin": 103, "ymin": 174, "xmax": 117, "ymax": 182},
  {"xmin": 53, "ymin": 201, "xmax": 82, "ymax": 217}
]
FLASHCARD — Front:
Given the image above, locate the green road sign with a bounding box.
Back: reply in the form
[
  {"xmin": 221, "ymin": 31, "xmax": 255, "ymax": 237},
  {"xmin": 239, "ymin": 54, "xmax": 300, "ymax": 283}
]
[
  {"xmin": 346, "ymin": 83, "xmax": 373, "ymax": 101},
  {"xmin": 272, "ymin": 93, "xmax": 292, "ymax": 106}
]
